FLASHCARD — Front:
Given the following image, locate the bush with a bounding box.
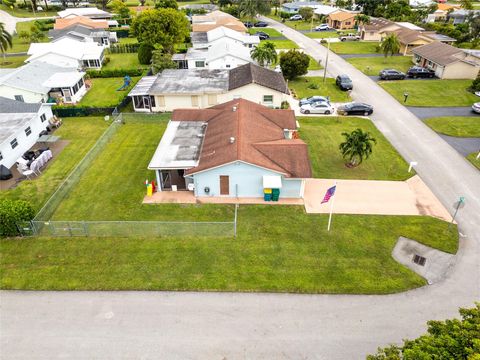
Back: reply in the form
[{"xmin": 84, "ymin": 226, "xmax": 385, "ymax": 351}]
[
  {"xmin": 86, "ymin": 68, "xmax": 144, "ymax": 78},
  {"xmin": 307, "ymin": 83, "xmax": 319, "ymax": 89},
  {"xmin": 469, "ymin": 75, "xmax": 480, "ymax": 93},
  {"xmin": 281, "ymin": 100, "xmax": 290, "ymax": 109},
  {"xmin": 102, "ymin": 56, "xmax": 111, "ymax": 65},
  {"xmin": 279, "ymin": 49, "xmax": 310, "ymax": 80},
  {"xmin": 0, "ymin": 200, "xmax": 35, "ymax": 237},
  {"xmin": 138, "ymin": 43, "xmax": 154, "ymax": 65}
]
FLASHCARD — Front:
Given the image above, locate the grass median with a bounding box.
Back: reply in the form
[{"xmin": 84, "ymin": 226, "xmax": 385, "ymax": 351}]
[
  {"xmin": 289, "ymin": 76, "xmax": 351, "ymax": 102},
  {"xmin": 347, "ymin": 56, "xmax": 414, "ymax": 76}
]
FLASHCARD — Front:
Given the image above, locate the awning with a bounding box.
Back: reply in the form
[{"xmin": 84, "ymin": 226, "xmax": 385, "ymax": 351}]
[{"xmin": 263, "ymin": 175, "xmax": 282, "ymax": 189}]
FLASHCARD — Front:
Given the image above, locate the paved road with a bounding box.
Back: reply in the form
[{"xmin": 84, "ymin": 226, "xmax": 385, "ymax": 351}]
[
  {"xmin": 1, "ymin": 17, "xmax": 480, "ymax": 360},
  {"xmin": 408, "ymin": 106, "xmax": 478, "ymax": 119},
  {"xmin": 0, "ymin": 9, "xmax": 54, "ymax": 34}
]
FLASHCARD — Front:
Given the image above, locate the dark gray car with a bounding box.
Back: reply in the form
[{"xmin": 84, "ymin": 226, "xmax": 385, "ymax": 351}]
[{"xmin": 336, "ymin": 74, "xmax": 353, "ymax": 91}]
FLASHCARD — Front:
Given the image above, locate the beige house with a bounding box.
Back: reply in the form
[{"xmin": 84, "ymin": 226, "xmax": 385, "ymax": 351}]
[
  {"xmin": 359, "ymin": 18, "xmax": 397, "ymax": 41},
  {"xmin": 129, "ymin": 63, "xmax": 290, "ymax": 112},
  {"xmin": 412, "ymin": 42, "xmax": 480, "ymax": 79},
  {"xmin": 326, "ymin": 10, "xmax": 356, "ymax": 30},
  {"xmin": 191, "ymin": 10, "xmax": 247, "ymax": 33}
]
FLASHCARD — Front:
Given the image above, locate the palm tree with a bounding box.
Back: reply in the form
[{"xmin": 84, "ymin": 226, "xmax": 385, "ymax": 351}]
[
  {"xmin": 250, "ymin": 42, "xmax": 278, "ymax": 67},
  {"xmin": 380, "ymin": 33, "xmax": 400, "ymax": 61},
  {"xmin": 354, "ymin": 14, "xmax": 370, "ymax": 26},
  {"xmin": 0, "ymin": 22, "xmax": 13, "ymax": 64},
  {"xmin": 339, "ymin": 128, "xmax": 376, "ymax": 167},
  {"xmin": 238, "ymin": 0, "xmax": 271, "ymax": 19}
]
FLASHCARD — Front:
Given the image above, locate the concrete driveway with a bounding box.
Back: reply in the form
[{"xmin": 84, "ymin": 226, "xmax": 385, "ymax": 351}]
[{"xmin": 0, "ymin": 9, "xmax": 54, "ymax": 34}]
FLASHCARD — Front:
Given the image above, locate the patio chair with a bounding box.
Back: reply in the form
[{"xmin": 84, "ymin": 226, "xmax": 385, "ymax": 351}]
[
  {"xmin": 49, "ymin": 116, "xmax": 62, "ymax": 128},
  {"xmin": 17, "ymin": 165, "xmax": 35, "ymax": 180}
]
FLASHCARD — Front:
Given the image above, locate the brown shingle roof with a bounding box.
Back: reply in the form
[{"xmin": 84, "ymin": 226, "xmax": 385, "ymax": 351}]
[
  {"xmin": 412, "ymin": 42, "xmax": 465, "ymax": 66},
  {"xmin": 327, "ymin": 10, "xmax": 356, "ymax": 21},
  {"xmin": 176, "ymin": 99, "xmax": 311, "ymax": 178},
  {"xmin": 228, "ymin": 63, "xmax": 289, "ymax": 94},
  {"xmin": 362, "ymin": 17, "xmax": 395, "ymax": 31}
]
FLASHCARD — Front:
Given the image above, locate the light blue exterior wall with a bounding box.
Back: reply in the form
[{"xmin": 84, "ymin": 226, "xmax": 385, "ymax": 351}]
[{"xmin": 190, "ymin": 161, "xmax": 304, "ymax": 198}]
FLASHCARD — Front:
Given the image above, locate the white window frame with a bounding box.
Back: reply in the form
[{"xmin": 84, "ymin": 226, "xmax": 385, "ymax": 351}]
[{"xmin": 10, "ymin": 138, "xmax": 18, "ymax": 149}]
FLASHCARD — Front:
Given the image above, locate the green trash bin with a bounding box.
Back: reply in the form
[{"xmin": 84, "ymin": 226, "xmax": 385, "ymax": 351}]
[{"xmin": 272, "ymin": 188, "xmax": 280, "ymax": 201}]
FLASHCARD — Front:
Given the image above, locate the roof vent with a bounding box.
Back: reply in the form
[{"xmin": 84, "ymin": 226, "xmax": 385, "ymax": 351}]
[
  {"xmin": 229, "ymin": 137, "xmax": 235, "ymax": 144},
  {"xmin": 232, "ymin": 106, "xmax": 237, "ymax": 112}
]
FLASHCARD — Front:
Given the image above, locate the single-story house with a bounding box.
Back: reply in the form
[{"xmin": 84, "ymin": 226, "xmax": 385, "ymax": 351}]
[
  {"xmin": 448, "ymin": 10, "xmax": 480, "ymax": 25},
  {"xmin": 281, "ymin": 1, "xmax": 324, "ymax": 14},
  {"xmin": 48, "ymin": 24, "xmax": 117, "ymax": 46},
  {"xmin": 192, "ymin": 10, "xmax": 246, "ymax": 33},
  {"xmin": 0, "ymin": 61, "xmax": 87, "ymax": 104},
  {"xmin": 58, "ymin": 7, "xmax": 113, "ymax": 19},
  {"xmin": 0, "ymin": 97, "xmax": 53, "ymax": 169},
  {"xmin": 412, "ymin": 42, "xmax": 480, "ymax": 79},
  {"xmin": 191, "ymin": 26, "xmax": 260, "ymax": 49},
  {"xmin": 54, "ymin": 16, "xmax": 109, "ymax": 30},
  {"xmin": 173, "ymin": 39, "xmax": 255, "ymax": 70},
  {"xmin": 148, "ymin": 98, "xmax": 312, "ymax": 199},
  {"xmin": 313, "ymin": 5, "xmax": 340, "ymax": 18},
  {"xmin": 181, "ymin": 3, "xmax": 217, "ymax": 11},
  {"xmin": 359, "ymin": 17, "xmax": 397, "ymax": 41},
  {"xmin": 327, "ymin": 10, "xmax": 356, "ymax": 30},
  {"xmin": 129, "ymin": 63, "xmax": 290, "ymax": 112},
  {"xmin": 26, "ymin": 38, "xmax": 105, "ymax": 69},
  {"xmin": 409, "ymin": 0, "xmax": 435, "ymax": 7}
]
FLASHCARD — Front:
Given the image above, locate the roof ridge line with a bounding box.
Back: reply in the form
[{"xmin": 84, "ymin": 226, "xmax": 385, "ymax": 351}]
[{"xmin": 253, "ymin": 143, "xmax": 292, "ymax": 176}]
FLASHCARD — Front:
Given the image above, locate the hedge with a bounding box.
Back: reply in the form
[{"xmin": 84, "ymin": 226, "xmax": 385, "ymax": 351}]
[
  {"xmin": 109, "ymin": 28, "xmax": 130, "ymax": 38},
  {"xmin": 0, "ymin": 199, "xmax": 35, "ymax": 237},
  {"xmin": 86, "ymin": 68, "xmax": 145, "ymax": 78},
  {"xmin": 53, "ymin": 97, "xmax": 131, "ymax": 117}
]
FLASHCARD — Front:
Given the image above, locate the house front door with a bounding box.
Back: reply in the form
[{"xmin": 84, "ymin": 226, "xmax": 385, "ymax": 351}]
[{"xmin": 219, "ymin": 175, "xmax": 229, "ymax": 195}]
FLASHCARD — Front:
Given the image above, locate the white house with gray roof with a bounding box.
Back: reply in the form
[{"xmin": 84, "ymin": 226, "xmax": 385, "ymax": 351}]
[
  {"xmin": 0, "ymin": 61, "xmax": 87, "ymax": 104},
  {"xmin": 282, "ymin": 1, "xmax": 325, "ymax": 13},
  {"xmin": 191, "ymin": 26, "xmax": 260, "ymax": 50},
  {"xmin": 129, "ymin": 63, "xmax": 290, "ymax": 112},
  {"xmin": 48, "ymin": 24, "xmax": 117, "ymax": 46},
  {"xmin": 0, "ymin": 97, "xmax": 53, "ymax": 169}
]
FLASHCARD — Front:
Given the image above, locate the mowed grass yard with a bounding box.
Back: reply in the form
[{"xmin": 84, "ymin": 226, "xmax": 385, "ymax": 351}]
[
  {"xmin": 289, "ymin": 77, "xmax": 351, "ymax": 102},
  {"xmin": 0, "ymin": 55, "xmax": 28, "ymax": 68},
  {"xmin": 380, "ymin": 80, "xmax": 479, "ymax": 107},
  {"xmin": 347, "ymin": 56, "xmax": 414, "ymax": 76},
  {"xmin": 327, "ymin": 41, "xmax": 379, "ymax": 55},
  {"xmin": 79, "ymin": 77, "xmax": 140, "ymax": 107},
  {"xmin": 299, "ymin": 117, "xmax": 412, "ymax": 180},
  {"xmin": 0, "ymin": 116, "xmax": 458, "ymax": 293},
  {"xmin": 424, "ymin": 116, "xmax": 480, "ymax": 137},
  {"xmin": 467, "ymin": 152, "xmax": 480, "ymax": 169},
  {"xmin": 104, "ymin": 53, "xmax": 146, "ymax": 69}
]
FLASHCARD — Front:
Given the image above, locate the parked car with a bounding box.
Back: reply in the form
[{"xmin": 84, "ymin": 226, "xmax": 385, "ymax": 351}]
[
  {"xmin": 337, "ymin": 102, "xmax": 373, "ymax": 116},
  {"xmin": 379, "ymin": 69, "xmax": 406, "ymax": 80},
  {"xmin": 254, "ymin": 21, "xmax": 268, "ymax": 27},
  {"xmin": 289, "ymin": 14, "xmax": 303, "ymax": 21},
  {"xmin": 300, "ymin": 102, "xmax": 334, "ymax": 115},
  {"xmin": 314, "ymin": 24, "xmax": 332, "ymax": 31},
  {"xmin": 336, "ymin": 74, "xmax": 353, "ymax": 91},
  {"xmin": 299, "ymin": 95, "xmax": 330, "ymax": 106},
  {"xmin": 339, "ymin": 33, "xmax": 360, "ymax": 41},
  {"xmin": 255, "ymin": 31, "xmax": 270, "ymax": 40},
  {"xmin": 244, "ymin": 22, "xmax": 253, "ymax": 28},
  {"xmin": 472, "ymin": 102, "xmax": 480, "ymax": 114},
  {"xmin": 407, "ymin": 66, "xmax": 435, "ymax": 78}
]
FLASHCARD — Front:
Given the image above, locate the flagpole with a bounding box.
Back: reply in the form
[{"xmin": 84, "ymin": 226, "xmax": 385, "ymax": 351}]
[{"xmin": 327, "ymin": 181, "xmax": 337, "ymax": 232}]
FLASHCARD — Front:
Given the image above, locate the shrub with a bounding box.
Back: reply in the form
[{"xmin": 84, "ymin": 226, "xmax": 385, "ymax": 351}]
[
  {"xmin": 307, "ymin": 83, "xmax": 319, "ymax": 89},
  {"xmin": 279, "ymin": 49, "xmax": 310, "ymax": 80},
  {"xmin": 138, "ymin": 43, "xmax": 154, "ymax": 65},
  {"xmin": 0, "ymin": 200, "xmax": 35, "ymax": 237},
  {"xmin": 281, "ymin": 100, "xmax": 290, "ymax": 109},
  {"xmin": 102, "ymin": 56, "xmax": 111, "ymax": 65},
  {"xmin": 86, "ymin": 68, "xmax": 144, "ymax": 78},
  {"xmin": 470, "ymin": 74, "xmax": 480, "ymax": 93}
]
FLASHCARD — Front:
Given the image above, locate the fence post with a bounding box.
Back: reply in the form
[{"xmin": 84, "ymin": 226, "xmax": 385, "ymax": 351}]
[
  {"xmin": 234, "ymin": 204, "xmax": 238, "ymax": 239},
  {"xmin": 83, "ymin": 221, "xmax": 88, "ymax": 237}
]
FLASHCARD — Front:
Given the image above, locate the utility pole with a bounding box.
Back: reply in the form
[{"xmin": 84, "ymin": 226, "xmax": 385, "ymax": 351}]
[{"xmin": 323, "ymin": 39, "xmax": 330, "ymax": 83}]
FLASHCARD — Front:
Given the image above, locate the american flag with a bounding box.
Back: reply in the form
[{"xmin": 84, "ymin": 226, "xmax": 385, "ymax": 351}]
[{"xmin": 321, "ymin": 185, "xmax": 336, "ymax": 204}]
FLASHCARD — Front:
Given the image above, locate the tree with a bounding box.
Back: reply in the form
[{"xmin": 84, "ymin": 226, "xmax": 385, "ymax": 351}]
[
  {"xmin": 279, "ymin": 11, "xmax": 290, "ymax": 22},
  {"xmin": 218, "ymin": 0, "xmax": 232, "ymax": 8},
  {"xmin": 298, "ymin": 6, "xmax": 314, "ymax": 21},
  {"xmin": 151, "ymin": 50, "xmax": 177, "ymax": 74},
  {"xmin": 250, "ymin": 41, "xmax": 277, "ymax": 67},
  {"xmin": 138, "ymin": 43, "xmax": 154, "ymax": 64},
  {"xmin": 18, "ymin": 30, "xmax": 30, "ymax": 43},
  {"xmin": 335, "ymin": 0, "xmax": 353, "ymax": 10},
  {"xmin": 96, "ymin": 0, "xmax": 111, "ymax": 11},
  {"xmin": 131, "ymin": 9, "xmax": 190, "ymax": 54},
  {"xmin": 0, "ymin": 22, "xmax": 12, "ymax": 63},
  {"xmin": 279, "ymin": 49, "xmax": 309, "ymax": 80},
  {"xmin": 460, "ymin": 0, "xmax": 473, "ymax": 10},
  {"xmin": 155, "ymin": 0, "xmax": 178, "ymax": 10},
  {"xmin": 368, "ymin": 304, "xmax": 480, "ymax": 360},
  {"xmin": 380, "ymin": 33, "xmax": 400, "ymax": 60},
  {"xmin": 0, "ymin": 199, "xmax": 35, "ymax": 237},
  {"xmin": 111, "ymin": 0, "xmax": 131, "ymax": 23},
  {"xmin": 238, "ymin": 0, "xmax": 271, "ymax": 19},
  {"xmin": 355, "ymin": 0, "xmax": 383, "ymax": 16},
  {"xmin": 339, "ymin": 129, "xmax": 376, "ymax": 167},
  {"xmin": 354, "ymin": 14, "xmax": 370, "ymax": 26},
  {"xmin": 28, "ymin": 24, "xmax": 45, "ymax": 42}
]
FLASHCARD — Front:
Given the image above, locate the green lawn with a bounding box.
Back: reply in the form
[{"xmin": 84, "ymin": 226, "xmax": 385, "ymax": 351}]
[
  {"xmin": 305, "ymin": 31, "xmax": 340, "ymax": 39},
  {"xmin": 248, "ymin": 27, "xmax": 284, "ymax": 38},
  {"xmin": 270, "ymin": 39, "xmax": 298, "ymax": 49},
  {"xmin": 118, "ymin": 37, "xmax": 139, "ymax": 44},
  {"xmin": 347, "ymin": 56, "xmax": 414, "ymax": 76},
  {"xmin": 267, "ymin": 13, "xmax": 324, "ymax": 31},
  {"xmin": 104, "ymin": 53, "xmax": 146, "ymax": 69},
  {"xmin": 289, "ymin": 77, "xmax": 351, "ymax": 102},
  {"xmin": 467, "ymin": 152, "xmax": 480, "ymax": 170},
  {"xmin": 327, "ymin": 41, "xmax": 379, "ymax": 55},
  {"xmin": 380, "ymin": 80, "xmax": 479, "ymax": 107},
  {"xmin": 0, "ymin": 55, "xmax": 27, "ymax": 68},
  {"xmin": 79, "ymin": 77, "xmax": 140, "ymax": 107},
  {"xmin": 424, "ymin": 116, "xmax": 480, "ymax": 137},
  {"xmin": 299, "ymin": 117, "xmax": 412, "ymax": 181},
  {"xmin": 308, "ymin": 55, "xmax": 322, "ymax": 70},
  {"xmin": 0, "ymin": 3, "xmax": 57, "ymax": 17},
  {"xmin": 0, "ymin": 117, "xmax": 109, "ymax": 211}
]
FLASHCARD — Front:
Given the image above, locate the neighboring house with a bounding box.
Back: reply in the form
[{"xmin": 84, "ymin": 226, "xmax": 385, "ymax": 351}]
[
  {"xmin": 409, "ymin": 0, "xmax": 434, "ymax": 7},
  {"xmin": 281, "ymin": 1, "xmax": 323, "ymax": 14},
  {"xmin": 0, "ymin": 61, "xmax": 87, "ymax": 104},
  {"xmin": 326, "ymin": 10, "xmax": 356, "ymax": 30},
  {"xmin": 181, "ymin": 3, "xmax": 217, "ymax": 11},
  {"xmin": 173, "ymin": 39, "xmax": 255, "ymax": 70},
  {"xmin": 148, "ymin": 99, "xmax": 312, "ymax": 199},
  {"xmin": 54, "ymin": 16, "xmax": 109, "ymax": 30},
  {"xmin": 57, "ymin": 7, "xmax": 113, "ymax": 19},
  {"xmin": 129, "ymin": 63, "xmax": 290, "ymax": 112},
  {"xmin": 0, "ymin": 97, "xmax": 53, "ymax": 169},
  {"xmin": 447, "ymin": 9, "xmax": 480, "ymax": 25},
  {"xmin": 192, "ymin": 10, "xmax": 247, "ymax": 33},
  {"xmin": 412, "ymin": 42, "xmax": 480, "ymax": 79},
  {"xmin": 48, "ymin": 24, "xmax": 117, "ymax": 46},
  {"xmin": 191, "ymin": 26, "xmax": 260, "ymax": 50},
  {"xmin": 313, "ymin": 5, "xmax": 340, "ymax": 18},
  {"xmin": 426, "ymin": 3, "xmax": 460, "ymax": 23},
  {"xmin": 26, "ymin": 38, "xmax": 105, "ymax": 69}
]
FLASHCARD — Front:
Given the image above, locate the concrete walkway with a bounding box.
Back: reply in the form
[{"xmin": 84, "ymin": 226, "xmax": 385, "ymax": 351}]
[{"xmin": 303, "ymin": 176, "xmax": 452, "ymax": 221}]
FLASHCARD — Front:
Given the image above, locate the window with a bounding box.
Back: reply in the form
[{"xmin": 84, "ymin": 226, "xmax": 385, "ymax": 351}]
[
  {"xmin": 345, "ymin": 21, "xmax": 351, "ymax": 25},
  {"xmin": 263, "ymin": 95, "xmax": 273, "ymax": 103},
  {"xmin": 0, "ymin": 151, "xmax": 3, "ymax": 161},
  {"xmin": 195, "ymin": 61, "xmax": 205, "ymax": 68},
  {"xmin": 413, "ymin": 254, "xmax": 426, "ymax": 266},
  {"xmin": 226, "ymin": 64, "xmax": 231, "ymax": 68},
  {"xmin": 10, "ymin": 138, "xmax": 18, "ymax": 149},
  {"xmin": 72, "ymin": 83, "xmax": 79, "ymax": 94},
  {"xmin": 25, "ymin": 127, "xmax": 32, "ymax": 136},
  {"xmin": 40, "ymin": 114, "xmax": 46, "ymax": 123},
  {"xmin": 150, "ymin": 96, "xmax": 156, "ymax": 108},
  {"xmin": 208, "ymin": 94, "xmax": 217, "ymax": 105},
  {"xmin": 78, "ymin": 77, "xmax": 84, "ymax": 88},
  {"xmin": 191, "ymin": 95, "xmax": 199, "ymax": 107},
  {"xmin": 14, "ymin": 95, "xmax": 24, "ymax": 102}
]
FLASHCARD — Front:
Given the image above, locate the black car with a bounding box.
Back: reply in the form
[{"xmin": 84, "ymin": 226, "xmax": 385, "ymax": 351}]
[
  {"xmin": 379, "ymin": 69, "xmax": 406, "ymax": 80},
  {"xmin": 336, "ymin": 74, "xmax": 353, "ymax": 91},
  {"xmin": 255, "ymin": 31, "xmax": 270, "ymax": 40},
  {"xmin": 254, "ymin": 21, "xmax": 268, "ymax": 27},
  {"xmin": 244, "ymin": 22, "xmax": 253, "ymax": 28},
  {"xmin": 407, "ymin": 66, "xmax": 435, "ymax": 78},
  {"xmin": 337, "ymin": 102, "xmax": 373, "ymax": 116}
]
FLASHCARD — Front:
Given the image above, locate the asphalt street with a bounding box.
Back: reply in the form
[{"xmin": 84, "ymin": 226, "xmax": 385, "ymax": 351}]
[
  {"xmin": 1, "ymin": 16, "xmax": 480, "ymax": 360},
  {"xmin": 407, "ymin": 106, "xmax": 478, "ymax": 119}
]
